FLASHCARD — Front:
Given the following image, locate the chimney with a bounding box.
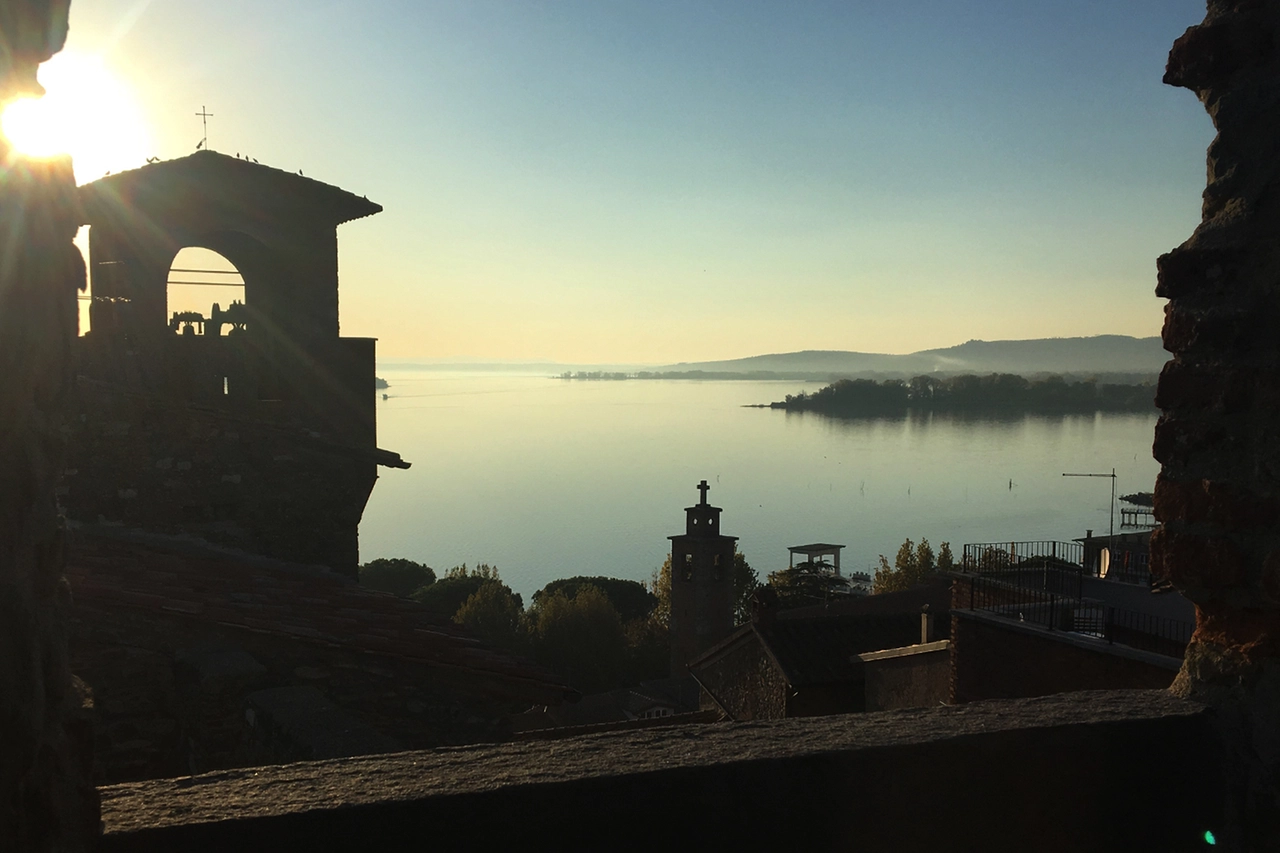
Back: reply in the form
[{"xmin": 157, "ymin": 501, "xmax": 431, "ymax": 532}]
[
  {"xmin": 1086, "ymin": 529, "xmax": 1093, "ymax": 539},
  {"xmin": 920, "ymin": 604, "xmax": 934, "ymax": 644}
]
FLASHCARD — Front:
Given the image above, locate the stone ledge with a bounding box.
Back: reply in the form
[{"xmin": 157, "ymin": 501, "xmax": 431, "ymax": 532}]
[{"xmin": 98, "ymin": 690, "xmax": 1223, "ymax": 852}]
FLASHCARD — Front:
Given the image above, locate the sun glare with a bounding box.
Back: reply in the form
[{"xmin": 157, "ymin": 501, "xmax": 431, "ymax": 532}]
[{"xmin": 1, "ymin": 51, "xmax": 150, "ymax": 183}]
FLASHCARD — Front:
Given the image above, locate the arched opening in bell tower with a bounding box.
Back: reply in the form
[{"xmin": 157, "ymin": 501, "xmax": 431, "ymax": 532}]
[{"xmin": 166, "ymin": 247, "xmax": 246, "ymax": 337}]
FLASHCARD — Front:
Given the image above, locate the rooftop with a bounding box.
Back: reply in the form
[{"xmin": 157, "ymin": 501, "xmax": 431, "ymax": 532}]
[
  {"xmin": 65, "ymin": 529, "xmax": 574, "ymax": 704},
  {"xmin": 80, "ymin": 150, "xmax": 382, "ymax": 226}
]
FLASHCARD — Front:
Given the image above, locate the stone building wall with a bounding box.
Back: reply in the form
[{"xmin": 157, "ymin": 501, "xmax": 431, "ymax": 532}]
[
  {"xmin": 0, "ymin": 4, "xmax": 100, "ymax": 848},
  {"xmin": 950, "ymin": 612, "xmax": 1177, "ymax": 705},
  {"xmin": 64, "ymin": 383, "xmax": 377, "ymax": 575},
  {"xmin": 861, "ymin": 643, "xmax": 950, "ymax": 712},
  {"xmin": 693, "ymin": 635, "xmax": 788, "ymax": 721},
  {"xmin": 1152, "ymin": 3, "xmax": 1280, "ymax": 842}
]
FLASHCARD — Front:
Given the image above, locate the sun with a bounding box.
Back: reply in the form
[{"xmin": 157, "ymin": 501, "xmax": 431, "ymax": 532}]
[{"xmin": 1, "ymin": 51, "xmax": 150, "ymax": 183}]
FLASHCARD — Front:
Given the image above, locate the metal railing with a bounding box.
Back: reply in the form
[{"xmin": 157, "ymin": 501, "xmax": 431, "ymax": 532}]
[
  {"xmin": 961, "ymin": 541, "xmax": 1085, "ymax": 572},
  {"xmin": 962, "ymin": 574, "xmax": 1193, "ymax": 658},
  {"xmin": 962, "ymin": 539, "xmax": 1155, "ymax": 587}
]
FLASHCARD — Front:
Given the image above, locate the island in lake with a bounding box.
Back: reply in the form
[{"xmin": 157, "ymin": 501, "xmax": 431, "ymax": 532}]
[{"xmin": 766, "ymin": 374, "xmax": 1155, "ymax": 416}]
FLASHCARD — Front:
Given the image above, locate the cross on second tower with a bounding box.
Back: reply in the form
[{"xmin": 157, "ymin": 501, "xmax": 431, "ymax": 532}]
[{"xmin": 697, "ymin": 479, "xmax": 710, "ymax": 505}]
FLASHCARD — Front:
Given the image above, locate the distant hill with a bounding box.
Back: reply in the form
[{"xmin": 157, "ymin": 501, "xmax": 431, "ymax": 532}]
[{"xmin": 659, "ymin": 335, "xmax": 1166, "ymax": 379}]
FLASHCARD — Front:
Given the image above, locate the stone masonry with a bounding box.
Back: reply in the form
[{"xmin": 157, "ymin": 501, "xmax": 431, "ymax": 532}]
[
  {"xmin": 0, "ymin": 1, "xmax": 100, "ymax": 849},
  {"xmin": 1153, "ymin": 1, "xmax": 1280, "ymax": 846}
]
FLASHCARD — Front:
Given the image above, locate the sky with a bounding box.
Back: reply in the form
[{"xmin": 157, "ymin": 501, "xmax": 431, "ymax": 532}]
[{"xmin": 30, "ymin": 0, "xmax": 1212, "ymax": 363}]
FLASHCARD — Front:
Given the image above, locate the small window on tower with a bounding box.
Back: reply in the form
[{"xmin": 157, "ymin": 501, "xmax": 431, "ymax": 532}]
[
  {"xmin": 682, "ymin": 553, "xmax": 694, "ymax": 581},
  {"xmin": 713, "ymin": 553, "xmax": 724, "ymax": 580}
]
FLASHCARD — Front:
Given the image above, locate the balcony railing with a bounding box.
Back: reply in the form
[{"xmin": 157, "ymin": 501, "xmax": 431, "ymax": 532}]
[
  {"xmin": 960, "ymin": 574, "xmax": 1193, "ymax": 658},
  {"xmin": 961, "ymin": 541, "xmax": 1085, "ymax": 572}
]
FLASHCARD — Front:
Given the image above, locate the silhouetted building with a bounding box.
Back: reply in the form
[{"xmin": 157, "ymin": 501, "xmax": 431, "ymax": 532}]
[
  {"xmin": 1076, "ymin": 529, "xmax": 1152, "ymax": 584},
  {"xmin": 66, "ymin": 151, "xmax": 407, "ymax": 576},
  {"xmin": 688, "ymin": 599, "xmax": 935, "ymax": 720},
  {"xmin": 668, "ymin": 480, "xmax": 736, "ymax": 676}
]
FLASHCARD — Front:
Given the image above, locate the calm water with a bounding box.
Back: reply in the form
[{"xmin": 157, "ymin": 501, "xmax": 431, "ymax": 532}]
[{"xmin": 361, "ymin": 369, "xmax": 1160, "ymax": 602}]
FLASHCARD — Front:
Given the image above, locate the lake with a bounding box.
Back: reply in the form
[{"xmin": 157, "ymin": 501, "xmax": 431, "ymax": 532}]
[{"xmin": 361, "ymin": 369, "xmax": 1161, "ymax": 603}]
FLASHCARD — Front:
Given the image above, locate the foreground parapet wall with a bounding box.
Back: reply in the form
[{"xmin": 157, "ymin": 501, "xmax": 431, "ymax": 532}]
[
  {"xmin": 1154, "ymin": 2, "xmax": 1280, "ymax": 845},
  {"xmin": 98, "ymin": 691, "xmax": 1221, "ymax": 853}
]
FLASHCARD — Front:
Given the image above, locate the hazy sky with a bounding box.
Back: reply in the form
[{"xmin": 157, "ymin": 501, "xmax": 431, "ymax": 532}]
[{"xmin": 51, "ymin": 0, "xmax": 1211, "ymax": 363}]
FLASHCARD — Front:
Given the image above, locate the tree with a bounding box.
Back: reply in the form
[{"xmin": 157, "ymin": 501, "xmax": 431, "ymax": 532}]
[
  {"xmin": 650, "ymin": 559, "xmax": 671, "ymax": 629},
  {"xmin": 358, "ymin": 557, "xmax": 435, "ymax": 597},
  {"xmin": 731, "ymin": 553, "xmax": 761, "ymax": 624},
  {"xmin": 411, "ymin": 563, "xmax": 521, "ymax": 620},
  {"xmin": 620, "ymin": 615, "xmax": 669, "ymax": 685},
  {"xmin": 766, "ymin": 560, "xmax": 850, "ymax": 608},
  {"xmin": 529, "ymin": 585, "xmax": 625, "ymax": 690},
  {"xmin": 938, "ymin": 541, "xmax": 955, "ymax": 572},
  {"xmin": 873, "ymin": 538, "xmax": 952, "ymax": 594},
  {"xmin": 533, "ymin": 576, "xmax": 656, "ymax": 623},
  {"xmin": 454, "ymin": 580, "xmax": 524, "ymax": 651}
]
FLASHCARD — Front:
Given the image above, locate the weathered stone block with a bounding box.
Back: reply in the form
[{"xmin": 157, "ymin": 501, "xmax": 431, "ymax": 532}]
[
  {"xmin": 1156, "ymin": 246, "xmax": 1237, "ymax": 300},
  {"xmin": 1151, "ymin": 528, "xmax": 1246, "ymax": 590},
  {"xmin": 1152, "ymin": 414, "xmax": 1227, "ymax": 465},
  {"xmin": 1155, "ymin": 474, "xmax": 1280, "ymax": 531}
]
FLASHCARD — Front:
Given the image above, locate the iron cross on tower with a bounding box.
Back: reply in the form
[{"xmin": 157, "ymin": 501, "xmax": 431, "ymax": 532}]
[
  {"xmin": 196, "ymin": 105, "xmax": 213, "ymax": 150},
  {"xmin": 697, "ymin": 479, "xmax": 710, "ymax": 505}
]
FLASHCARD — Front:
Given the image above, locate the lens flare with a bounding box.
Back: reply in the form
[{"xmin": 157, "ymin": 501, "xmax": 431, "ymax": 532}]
[{"xmin": 0, "ymin": 51, "xmax": 150, "ymax": 182}]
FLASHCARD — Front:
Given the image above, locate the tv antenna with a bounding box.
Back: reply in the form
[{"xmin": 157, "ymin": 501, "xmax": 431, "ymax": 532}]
[{"xmin": 1063, "ymin": 468, "xmax": 1116, "ymax": 575}]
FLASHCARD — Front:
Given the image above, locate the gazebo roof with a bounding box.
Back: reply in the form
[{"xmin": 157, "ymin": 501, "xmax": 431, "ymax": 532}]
[{"xmin": 788, "ymin": 543, "xmax": 845, "ymax": 554}]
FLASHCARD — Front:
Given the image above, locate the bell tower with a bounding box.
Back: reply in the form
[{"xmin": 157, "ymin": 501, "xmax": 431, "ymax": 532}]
[{"xmin": 668, "ymin": 480, "xmax": 737, "ymax": 676}]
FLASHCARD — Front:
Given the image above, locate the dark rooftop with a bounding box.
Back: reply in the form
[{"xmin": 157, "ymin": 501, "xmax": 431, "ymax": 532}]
[
  {"xmin": 788, "ymin": 543, "xmax": 845, "ymax": 553},
  {"xmin": 80, "ymin": 150, "xmax": 382, "ymax": 226},
  {"xmin": 65, "ymin": 530, "xmax": 574, "ymax": 704},
  {"xmin": 690, "ymin": 609, "xmax": 923, "ymax": 688}
]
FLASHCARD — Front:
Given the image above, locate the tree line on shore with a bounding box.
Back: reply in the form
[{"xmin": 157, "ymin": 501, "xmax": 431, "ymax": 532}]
[
  {"xmin": 357, "ymin": 557, "xmax": 756, "ymax": 691},
  {"xmin": 361, "ymin": 537, "xmax": 953, "ymax": 693},
  {"xmin": 774, "ymin": 373, "xmax": 1155, "ymax": 416}
]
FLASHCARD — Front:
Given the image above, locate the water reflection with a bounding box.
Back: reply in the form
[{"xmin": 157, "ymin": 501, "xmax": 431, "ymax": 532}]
[{"xmin": 362, "ymin": 372, "xmax": 1160, "ymax": 601}]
